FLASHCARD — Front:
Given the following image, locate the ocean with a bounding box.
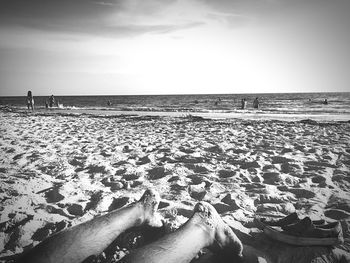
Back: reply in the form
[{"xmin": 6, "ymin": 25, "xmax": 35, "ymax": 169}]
[{"xmin": 1, "ymin": 92, "xmax": 350, "ymax": 121}]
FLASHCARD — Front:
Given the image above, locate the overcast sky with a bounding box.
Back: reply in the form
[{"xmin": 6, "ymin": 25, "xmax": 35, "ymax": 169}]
[{"xmin": 0, "ymin": 0, "xmax": 349, "ymax": 96}]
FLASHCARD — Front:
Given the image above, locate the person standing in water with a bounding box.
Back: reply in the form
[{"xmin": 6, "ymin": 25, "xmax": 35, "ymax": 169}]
[
  {"xmin": 253, "ymin": 97, "xmax": 259, "ymax": 109},
  {"xmin": 241, "ymin": 98, "xmax": 247, "ymax": 109},
  {"xmin": 49, "ymin": 95, "xmax": 55, "ymax": 108},
  {"xmin": 26, "ymin": 91, "xmax": 34, "ymax": 111}
]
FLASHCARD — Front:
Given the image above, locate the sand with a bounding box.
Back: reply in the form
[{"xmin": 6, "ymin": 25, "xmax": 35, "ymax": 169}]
[{"xmin": 0, "ymin": 110, "xmax": 349, "ymax": 262}]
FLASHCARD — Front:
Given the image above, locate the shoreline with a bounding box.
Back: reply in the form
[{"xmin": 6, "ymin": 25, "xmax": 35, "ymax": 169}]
[{"xmin": 2, "ymin": 106, "xmax": 350, "ymax": 122}]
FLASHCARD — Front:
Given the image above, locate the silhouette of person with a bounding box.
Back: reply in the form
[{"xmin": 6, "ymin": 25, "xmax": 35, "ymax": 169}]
[
  {"xmin": 49, "ymin": 95, "xmax": 55, "ymax": 108},
  {"xmin": 241, "ymin": 98, "xmax": 247, "ymax": 109},
  {"xmin": 253, "ymin": 97, "xmax": 259, "ymax": 109},
  {"xmin": 26, "ymin": 91, "xmax": 34, "ymax": 111}
]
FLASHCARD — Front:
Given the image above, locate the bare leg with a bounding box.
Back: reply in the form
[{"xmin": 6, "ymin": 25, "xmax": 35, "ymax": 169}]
[
  {"xmin": 122, "ymin": 202, "xmax": 243, "ymax": 263},
  {"xmin": 17, "ymin": 189, "xmax": 162, "ymax": 263}
]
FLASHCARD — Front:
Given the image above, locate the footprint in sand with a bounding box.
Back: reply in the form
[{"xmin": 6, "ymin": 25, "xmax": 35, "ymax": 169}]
[
  {"xmin": 239, "ymin": 161, "xmax": 261, "ymax": 170},
  {"xmin": 44, "ymin": 187, "xmax": 65, "ymax": 203},
  {"xmin": 68, "ymin": 156, "xmax": 86, "ymax": 167},
  {"xmin": 262, "ymin": 172, "xmax": 282, "ymax": 185},
  {"xmin": 170, "ymin": 182, "xmax": 187, "ymax": 193},
  {"xmin": 67, "ymin": 203, "xmax": 84, "ymax": 217},
  {"xmin": 280, "ymin": 162, "xmax": 303, "ymax": 174},
  {"xmin": 221, "ymin": 193, "xmax": 255, "ymax": 212},
  {"xmin": 3, "ymin": 214, "xmax": 34, "ymax": 251},
  {"xmin": 185, "ymin": 164, "xmax": 211, "ymax": 174},
  {"xmin": 281, "ymin": 148, "xmax": 293, "ymax": 154},
  {"xmin": 123, "ymin": 172, "xmax": 142, "ymax": 181},
  {"xmin": 218, "ymin": 169, "xmax": 237, "ymax": 178},
  {"xmin": 85, "ymin": 191, "xmax": 104, "ymax": 212},
  {"xmin": 167, "ymin": 176, "xmax": 180, "ymax": 182},
  {"xmin": 304, "ymin": 161, "xmax": 338, "ymax": 169},
  {"xmin": 205, "ymin": 144, "xmax": 224, "ymax": 154},
  {"xmin": 179, "ymin": 146, "xmax": 196, "ymax": 154},
  {"xmin": 13, "ymin": 153, "xmax": 25, "ymax": 160},
  {"xmin": 212, "ymin": 202, "xmax": 232, "ymax": 214},
  {"xmin": 281, "ymin": 187, "xmax": 316, "ymax": 199},
  {"xmin": 257, "ymin": 194, "xmax": 295, "ymax": 204},
  {"xmin": 26, "ymin": 152, "xmax": 41, "ymax": 162},
  {"xmin": 2, "ymin": 214, "xmax": 33, "ymax": 234},
  {"xmin": 332, "ymin": 170, "xmax": 350, "ymax": 187},
  {"xmin": 188, "ymin": 182, "xmax": 207, "ymax": 201},
  {"xmin": 44, "ymin": 205, "xmax": 75, "ymax": 219},
  {"xmin": 85, "ymin": 164, "xmax": 107, "ymax": 175},
  {"xmin": 148, "ymin": 166, "xmax": 170, "ymax": 180},
  {"xmin": 271, "ymin": 156, "xmax": 294, "ymax": 164},
  {"xmin": 294, "ymin": 144, "xmax": 306, "ymax": 152},
  {"xmin": 32, "ymin": 223, "xmax": 55, "ymax": 242},
  {"xmin": 188, "ymin": 174, "xmax": 211, "ymax": 187},
  {"xmin": 311, "ymin": 175, "xmax": 326, "ymax": 184},
  {"xmin": 4, "ymin": 228, "xmax": 22, "ymax": 251},
  {"xmin": 6, "ymin": 148, "xmax": 15, "ymax": 153},
  {"xmin": 136, "ymin": 155, "xmax": 151, "ymax": 165},
  {"xmin": 158, "ymin": 201, "xmax": 170, "ymax": 209}
]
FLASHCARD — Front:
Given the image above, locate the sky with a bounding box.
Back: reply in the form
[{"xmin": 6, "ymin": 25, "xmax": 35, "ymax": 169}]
[{"xmin": 0, "ymin": 0, "xmax": 349, "ymax": 96}]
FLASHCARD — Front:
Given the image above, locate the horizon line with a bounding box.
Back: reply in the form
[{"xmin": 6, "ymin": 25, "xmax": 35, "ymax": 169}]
[{"xmin": 1, "ymin": 91, "xmax": 349, "ymax": 97}]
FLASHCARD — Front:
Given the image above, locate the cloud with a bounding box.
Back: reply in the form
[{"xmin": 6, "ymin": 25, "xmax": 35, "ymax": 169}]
[
  {"xmin": 206, "ymin": 12, "xmax": 252, "ymax": 28},
  {"xmin": 0, "ymin": 0, "xmax": 203, "ymax": 37},
  {"xmin": 3, "ymin": 0, "xmax": 349, "ymax": 38},
  {"xmin": 99, "ymin": 22, "xmax": 205, "ymax": 37}
]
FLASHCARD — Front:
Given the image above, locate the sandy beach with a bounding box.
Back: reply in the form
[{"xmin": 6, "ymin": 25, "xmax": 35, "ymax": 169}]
[{"xmin": 0, "ymin": 110, "xmax": 349, "ymax": 262}]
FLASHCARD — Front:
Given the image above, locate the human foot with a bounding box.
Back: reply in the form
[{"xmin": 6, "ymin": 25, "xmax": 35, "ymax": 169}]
[
  {"xmin": 193, "ymin": 202, "xmax": 243, "ymax": 259},
  {"xmin": 138, "ymin": 189, "xmax": 163, "ymax": 228}
]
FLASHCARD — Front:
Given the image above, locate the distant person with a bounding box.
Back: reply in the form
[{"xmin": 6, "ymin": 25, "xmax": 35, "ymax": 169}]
[
  {"xmin": 26, "ymin": 91, "xmax": 34, "ymax": 111},
  {"xmin": 45, "ymin": 100, "xmax": 49, "ymax": 109},
  {"xmin": 215, "ymin": 97, "xmax": 221, "ymax": 106},
  {"xmin": 241, "ymin": 98, "xmax": 247, "ymax": 109},
  {"xmin": 323, "ymin": 99, "xmax": 328, "ymax": 105},
  {"xmin": 49, "ymin": 95, "xmax": 55, "ymax": 108},
  {"xmin": 253, "ymin": 97, "xmax": 259, "ymax": 109},
  {"xmin": 107, "ymin": 100, "xmax": 112, "ymax": 106}
]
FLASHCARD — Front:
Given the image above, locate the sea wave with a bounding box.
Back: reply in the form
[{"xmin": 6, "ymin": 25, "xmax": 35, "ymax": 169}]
[{"xmin": 3, "ymin": 104, "xmax": 350, "ymax": 116}]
